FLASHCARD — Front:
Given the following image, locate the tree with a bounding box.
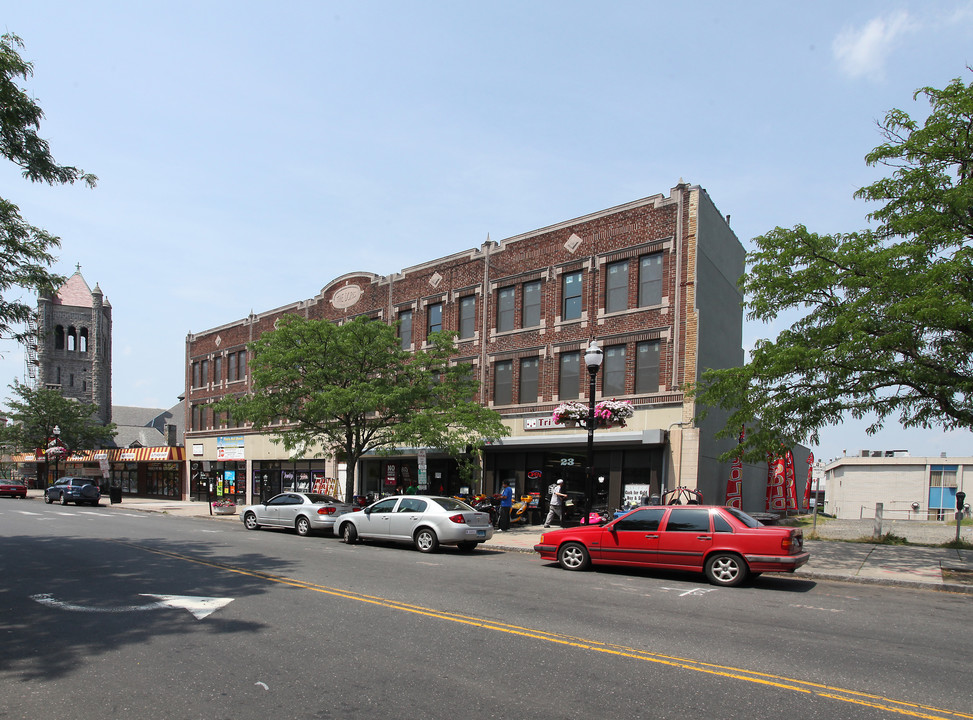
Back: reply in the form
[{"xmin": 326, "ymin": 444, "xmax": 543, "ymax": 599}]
[
  {"xmin": 692, "ymin": 72, "xmax": 973, "ymax": 461},
  {"xmin": 0, "ymin": 33, "xmax": 96, "ymax": 346},
  {"xmin": 215, "ymin": 315, "xmax": 509, "ymax": 500},
  {"xmin": 0, "ymin": 380, "xmax": 116, "ymax": 483}
]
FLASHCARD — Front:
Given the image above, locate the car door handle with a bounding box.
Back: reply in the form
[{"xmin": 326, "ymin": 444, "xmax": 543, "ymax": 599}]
[
  {"xmin": 697, "ymin": 535, "xmax": 712, "ymax": 540},
  {"xmin": 644, "ymin": 534, "xmax": 658, "ymax": 539}
]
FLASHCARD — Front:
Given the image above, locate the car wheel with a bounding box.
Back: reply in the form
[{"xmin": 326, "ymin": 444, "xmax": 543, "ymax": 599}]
[
  {"xmin": 414, "ymin": 528, "xmax": 439, "ymax": 553},
  {"xmin": 295, "ymin": 516, "xmax": 312, "ymax": 537},
  {"xmin": 705, "ymin": 552, "xmax": 748, "ymax": 587},
  {"xmin": 243, "ymin": 512, "xmax": 260, "ymax": 531},
  {"xmin": 557, "ymin": 542, "xmax": 591, "ymax": 571},
  {"xmin": 457, "ymin": 541, "xmax": 477, "ymax": 552},
  {"xmin": 341, "ymin": 522, "xmax": 358, "ymax": 544},
  {"xmin": 59, "ymin": 493, "xmax": 68, "ymax": 506},
  {"xmin": 44, "ymin": 493, "xmax": 52, "ymax": 504}
]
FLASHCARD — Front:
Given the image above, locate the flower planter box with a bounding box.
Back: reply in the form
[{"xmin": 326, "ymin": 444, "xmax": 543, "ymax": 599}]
[{"xmin": 212, "ymin": 505, "xmax": 237, "ymax": 515}]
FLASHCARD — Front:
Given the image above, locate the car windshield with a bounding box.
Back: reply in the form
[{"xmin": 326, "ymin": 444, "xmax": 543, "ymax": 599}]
[
  {"xmin": 432, "ymin": 497, "xmax": 474, "ymax": 512},
  {"xmin": 724, "ymin": 507, "xmax": 763, "ymax": 528},
  {"xmin": 306, "ymin": 494, "xmax": 341, "ymax": 504}
]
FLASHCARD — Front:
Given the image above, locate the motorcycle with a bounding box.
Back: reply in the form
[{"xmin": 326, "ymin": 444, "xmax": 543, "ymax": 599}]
[{"xmin": 471, "ymin": 494, "xmax": 498, "ymax": 526}]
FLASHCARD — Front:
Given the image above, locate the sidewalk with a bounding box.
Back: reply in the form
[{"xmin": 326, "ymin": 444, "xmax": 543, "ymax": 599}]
[{"xmin": 25, "ymin": 491, "xmax": 973, "ymax": 593}]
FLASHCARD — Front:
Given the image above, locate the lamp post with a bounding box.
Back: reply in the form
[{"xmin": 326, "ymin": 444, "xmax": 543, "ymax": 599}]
[
  {"xmin": 582, "ymin": 340, "xmax": 603, "ymax": 525},
  {"xmin": 51, "ymin": 425, "xmax": 61, "ymax": 484}
]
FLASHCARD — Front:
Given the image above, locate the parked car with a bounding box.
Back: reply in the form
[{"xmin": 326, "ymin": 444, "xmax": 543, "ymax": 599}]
[
  {"xmin": 334, "ymin": 495, "xmax": 494, "ymax": 553},
  {"xmin": 0, "ymin": 479, "xmax": 27, "ymax": 499},
  {"xmin": 44, "ymin": 477, "xmax": 101, "ymax": 506},
  {"xmin": 533, "ymin": 505, "xmax": 809, "ymax": 587},
  {"xmin": 241, "ymin": 493, "xmax": 354, "ymax": 536}
]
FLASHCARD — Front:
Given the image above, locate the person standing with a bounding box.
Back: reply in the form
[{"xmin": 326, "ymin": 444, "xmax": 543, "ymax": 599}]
[
  {"xmin": 545, "ymin": 479, "xmax": 567, "ymax": 527},
  {"xmin": 498, "ymin": 479, "xmax": 514, "ymax": 531}
]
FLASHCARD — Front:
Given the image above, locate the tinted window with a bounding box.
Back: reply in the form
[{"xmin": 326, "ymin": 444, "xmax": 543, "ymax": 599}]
[
  {"xmin": 724, "ymin": 507, "xmax": 763, "ymax": 528},
  {"xmin": 713, "ymin": 513, "xmax": 733, "ymax": 533},
  {"xmin": 433, "ymin": 497, "xmax": 474, "ymax": 512},
  {"xmin": 306, "ymin": 494, "xmax": 341, "ymax": 504},
  {"xmin": 370, "ymin": 499, "xmax": 398, "ymax": 514},
  {"xmin": 614, "ymin": 508, "xmax": 665, "ymax": 531},
  {"xmin": 664, "ymin": 508, "xmax": 711, "ymax": 532},
  {"xmin": 398, "ymin": 498, "xmax": 428, "ymax": 512}
]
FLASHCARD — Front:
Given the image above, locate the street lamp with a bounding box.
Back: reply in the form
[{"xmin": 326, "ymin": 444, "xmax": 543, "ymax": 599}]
[
  {"xmin": 51, "ymin": 425, "xmax": 61, "ymax": 484},
  {"xmin": 582, "ymin": 339, "xmax": 603, "ymax": 525}
]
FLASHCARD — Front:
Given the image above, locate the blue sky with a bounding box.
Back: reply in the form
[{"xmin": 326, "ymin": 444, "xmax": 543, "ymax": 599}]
[{"xmin": 2, "ymin": 1, "xmax": 972, "ymax": 463}]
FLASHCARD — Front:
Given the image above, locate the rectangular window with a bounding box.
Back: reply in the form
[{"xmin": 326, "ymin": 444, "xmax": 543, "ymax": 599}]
[
  {"xmin": 193, "ymin": 362, "xmax": 201, "ymax": 388},
  {"xmin": 201, "ymin": 359, "xmax": 209, "ymax": 387},
  {"xmin": 559, "ymin": 351, "xmax": 580, "ymax": 400},
  {"xmin": 192, "ymin": 404, "xmax": 200, "ymax": 431},
  {"xmin": 237, "ymin": 351, "xmax": 247, "ymax": 381},
  {"xmin": 214, "ymin": 356, "xmax": 223, "ymax": 384},
  {"xmin": 427, "ymin": 303, "xmax": 442, "ymax": 336},
  {"xmin": 930, "ymin": 466, "xmax": 958, "ymax": 487},
  {"xmin": 562, "ymin": 271, "xmax": 583, "ymax": 320},
  {"xmin": 227, "ymin": 353, "xmax": 236, "ymax": 382},
  {"xmin": 603, "ymin": 345, "xmax": 626, "ymax": 396},
  {"xmin": 522, "ymin": 280, "xmax": 541, "ymax": 328},
  {"xmin": 606, "ymin": 260, "xmax": 629, "ymax": 313},
  {"xmin": 459, "ymin": 296, "xmax": 476, "ymax": 339},
  {"xmin": 398, "ymin": 310, "xmax": 413, "ymax": 349},
  {"xmin": 519, "ymin": 357, "xmax": 539, "ymax": 404},
  {"xmin": 494, "ymin": 360, "xmax": 513, "ymax": 406},
  {"xmin": 639, "ymin": 253, "xmax": 663, "ymax": 307},
  {"xmin": 496, "ymin": 286, "xmax": 515, "ymax": 332},
  {"xmin": 635, "ymin": 340, "xmax": 660, "ymax": 394}
]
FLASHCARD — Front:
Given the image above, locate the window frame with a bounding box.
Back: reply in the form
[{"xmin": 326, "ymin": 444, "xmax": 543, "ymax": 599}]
[
  {"xmin": 558, "ymin": 351, "xmax": 581, "ymax": 400},
  {"xmin": 562, "ymin": 271, "xmax": 583, "ymax": 321},
  {"xmin": 605, "ymin": 259, "xmax": 629, "ymax": 313}
]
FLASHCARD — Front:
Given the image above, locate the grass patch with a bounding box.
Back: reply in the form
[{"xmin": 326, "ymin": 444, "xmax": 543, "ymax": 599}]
[
  {"xmin": 940, "ymin": 537, "xmax": 973, "ymax": 550},
  {"xmin": 845, "ymin": 532, "xmax": 910, "ymax": 545}
]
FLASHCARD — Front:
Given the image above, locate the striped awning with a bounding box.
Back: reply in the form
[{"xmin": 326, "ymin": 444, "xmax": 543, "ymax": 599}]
[{"xmin": 8, "ymin": 446, "xmax": 186, "ymax": 463}]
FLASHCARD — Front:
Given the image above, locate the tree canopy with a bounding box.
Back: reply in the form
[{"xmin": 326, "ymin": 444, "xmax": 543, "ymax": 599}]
[
  {"xmin": 0, "ymin": 380, "xmax": 116, "ymax": 454},
  {"xmin": 693, "ymin": 72, "xmax": 973, "ymax": 461},
  {"xmin": 0, "ymin": 33, "xmax": 96, "ymax": 346},
  {"xmin": 215, "ymin": 315, "xmax": 509, "ymax": 500}
]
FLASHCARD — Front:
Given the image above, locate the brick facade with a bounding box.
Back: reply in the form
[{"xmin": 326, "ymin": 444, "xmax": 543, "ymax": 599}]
[{"xmin": 185, "ymin": 183, "xmax": 750, "ymax": 509}]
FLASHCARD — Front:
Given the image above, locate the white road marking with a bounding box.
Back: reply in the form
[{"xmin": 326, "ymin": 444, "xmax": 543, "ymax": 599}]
[
  {"xmin": 659, "ymin": 586, "xmax": 716, "ymax": 597},
  {"xmin": 30, "ymin": 593, "xmax": 234, "ymax": 620}
]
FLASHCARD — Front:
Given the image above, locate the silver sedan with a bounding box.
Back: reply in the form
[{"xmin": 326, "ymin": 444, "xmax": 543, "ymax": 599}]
[
  {"xmin": 333, "ymin": 495, "xmax": 493, "ymax": 552},
  {"xmin": 241, "ymin": 493, "xmax": 353, "ymax": 536}
]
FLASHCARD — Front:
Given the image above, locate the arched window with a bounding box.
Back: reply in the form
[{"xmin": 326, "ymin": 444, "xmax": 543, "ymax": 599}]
[
  {"xmin": 67, "ymin": 326, "xmax": 77, "ymax": 352},
  {"xmin": 54, "ymin": 325, "xmax": 65, "ymax": 350},
  {"xmin": 79, "ymin": 328, "xmax": 88, "ymax": 353}
]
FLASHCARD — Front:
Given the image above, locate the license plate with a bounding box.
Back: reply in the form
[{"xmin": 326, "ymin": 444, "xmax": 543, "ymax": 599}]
[{"xmin": 476, "ymin": 530, "xmax": 485, "ymax": 538}]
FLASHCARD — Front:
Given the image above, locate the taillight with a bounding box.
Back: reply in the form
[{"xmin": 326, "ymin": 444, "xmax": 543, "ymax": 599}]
[
  {"xmin": 317, "ymin": 507, "xmax": 338, "ymax": 516},
  {"xmin": 448, "ymin": 514, "xmax": 467, "ymax": 524}
]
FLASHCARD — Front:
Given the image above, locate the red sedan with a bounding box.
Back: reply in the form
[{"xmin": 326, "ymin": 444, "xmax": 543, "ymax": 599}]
[
  {"xmin": 0, "ymin": 479, "xmax": 28, "ymax": 499},
  {"xmin": 533, "ymin": 505, "xmax": 809, "ymax": 587}
]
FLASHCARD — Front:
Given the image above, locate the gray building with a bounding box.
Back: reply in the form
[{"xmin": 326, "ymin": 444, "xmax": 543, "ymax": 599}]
[{"xmin": 34, "ymin": 267, "xmax": 112, "ymax": 426}]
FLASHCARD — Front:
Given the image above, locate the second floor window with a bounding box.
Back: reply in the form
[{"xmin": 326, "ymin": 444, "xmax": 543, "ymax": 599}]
[
  {"xmin": 603, "ymin": 345, "xmax": 626, "ymax": 396},
  {"xmin": 427, "ymin": 303, "xmax": 443, "ymax": 336},
  {"xmin": 200, "ymin": 359, "xmax": 209, "ymax": 387},
  {"xmin": 459, "ymin": 296, "xmax": 476, "ymax": 339},
  {"xmin": 559, "ymin": 351, "xmax": 580, "ymax": 399},
  {"xmin": 635, "ymin": 340, "xmax": 660, "ymax": 394},
  {"xmin": 214, "ymin": 356, "xmax": 223, "ymax": 383},
  {"xmin": 398, "ymin": 310, "xmax": 413, "ymax": 349},
  {"xmin": 192, "ymin": 362, "xmax": 201, "ymax": 388},
  {"xmin": 562, "ymin": 271, "xmax": 583, "ymax": 321},
  {"xmin": 497, "ymin": 287, "xmax": 515, "ymax": 332},
  {"xmin": 520, "ymin": 356, "xmax": 539, "ymax": 404},
  {"xmin": 494, "ymin": 360, "xmax": 513, "ymax": 405}
]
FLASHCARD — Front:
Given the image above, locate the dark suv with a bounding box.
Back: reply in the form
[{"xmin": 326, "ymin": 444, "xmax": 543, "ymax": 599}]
[{"xmin": 44, "ymin": 477, "xmax": 102, "ymax": 506}]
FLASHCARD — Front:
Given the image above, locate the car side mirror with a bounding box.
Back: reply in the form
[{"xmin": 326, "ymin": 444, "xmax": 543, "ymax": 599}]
[{"xmin": 363, "ymin": 507, "xmax": 371, "ymax": 516}]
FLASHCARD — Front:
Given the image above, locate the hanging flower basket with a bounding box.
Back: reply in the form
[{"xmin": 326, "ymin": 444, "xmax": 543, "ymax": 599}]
[
  {"xmin": 552, "ymin": 399, "xmax": 634, "ymax": 428},
  {"xmin": 45, "ymin": 444, "xmax": 69, "ymax": 461}
]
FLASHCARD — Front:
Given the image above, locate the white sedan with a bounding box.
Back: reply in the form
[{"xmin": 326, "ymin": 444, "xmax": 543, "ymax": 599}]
[
  {"xmin": 333, "ymin": 495, "xmax": 493, "ymax": 552},
  {"xmin": 241, "ymin": 493, "xmax": 354, "ymax": 536}
]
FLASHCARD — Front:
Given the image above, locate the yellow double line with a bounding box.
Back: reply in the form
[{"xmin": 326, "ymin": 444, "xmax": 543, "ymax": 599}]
[{"xmin": 123, "ymin": 542, "xmax": 971, "ymax": 720}]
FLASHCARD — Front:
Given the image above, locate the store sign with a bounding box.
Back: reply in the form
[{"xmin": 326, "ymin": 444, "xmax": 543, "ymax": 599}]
[
  {"xmin": 216, "ymin": 436, "xmax": 245, "ymax": 460},
  {"xmin": 524, "ymin": 417, "xmax": 566, "ymax": 431},
  {"xmin": 149, "ymin": 451, "xmax": 169, "ymax": 460},
  {"xmin": 120, "ymin": 452, "xmax": 137, "ymax": 460}
]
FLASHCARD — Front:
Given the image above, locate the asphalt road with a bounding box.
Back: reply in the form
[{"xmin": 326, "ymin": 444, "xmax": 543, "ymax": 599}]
[{"xmin": 1, "ymin": 503, "xmax": 969, "ymax": 720}]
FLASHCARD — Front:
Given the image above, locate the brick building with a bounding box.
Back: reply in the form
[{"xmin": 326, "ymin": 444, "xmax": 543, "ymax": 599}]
[{"xmin": 185, "ymin": 183, "xmax": 761, "ymax": 511}]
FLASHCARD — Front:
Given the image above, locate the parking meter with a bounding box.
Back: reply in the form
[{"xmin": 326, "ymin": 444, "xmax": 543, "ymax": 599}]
[{"xmin": 957, "ymin": 491, "xmax": 966, "ymax": 511}]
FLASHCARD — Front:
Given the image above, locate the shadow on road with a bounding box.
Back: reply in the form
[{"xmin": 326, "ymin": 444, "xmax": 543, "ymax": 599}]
[{"xmin": 0, "ymin": 534, "xmax": 295, "ymax": 682}]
